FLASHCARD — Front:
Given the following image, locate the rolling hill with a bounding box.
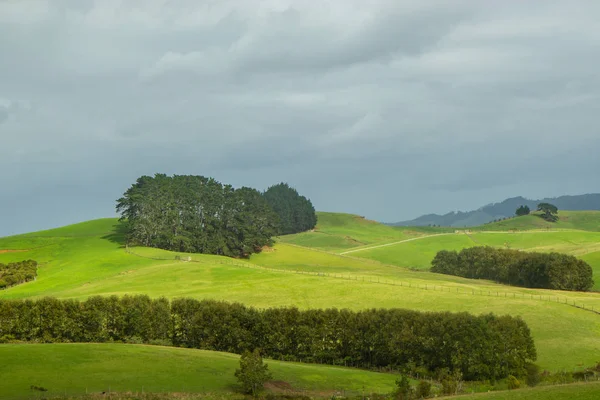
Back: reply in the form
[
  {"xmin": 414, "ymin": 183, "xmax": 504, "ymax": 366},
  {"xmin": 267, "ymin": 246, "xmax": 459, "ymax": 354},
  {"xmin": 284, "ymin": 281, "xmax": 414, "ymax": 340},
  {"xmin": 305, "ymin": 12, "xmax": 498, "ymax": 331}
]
[
  {"xmin": 391, "ymin": 193, "xmax": 600, "ymax": 227},
  {"xmin": 1, "ymin": 212, "xmax": 600, "ymax": 398},
  {"xmin": 0, "ymin": 343, "xmax": 397, "ymax": 400}
]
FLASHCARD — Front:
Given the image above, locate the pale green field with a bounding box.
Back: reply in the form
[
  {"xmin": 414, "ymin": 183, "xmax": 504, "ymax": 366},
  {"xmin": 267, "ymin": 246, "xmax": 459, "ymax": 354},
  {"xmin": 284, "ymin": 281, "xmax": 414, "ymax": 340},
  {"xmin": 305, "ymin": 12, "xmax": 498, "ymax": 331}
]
[
  {"xmin": 277, "ymin": 212, "xmax": 432, "ymax": 251},
  {"xmin": 458, "ymin": 382, "xmax": 600, "ymax": 400},
  {"xmin": 0, "ymin": 343, "xmax": 398, "ymax": 399},
  {"xmin": 1, "ymin": 217, "xmax": 600, "ymax": 374}
]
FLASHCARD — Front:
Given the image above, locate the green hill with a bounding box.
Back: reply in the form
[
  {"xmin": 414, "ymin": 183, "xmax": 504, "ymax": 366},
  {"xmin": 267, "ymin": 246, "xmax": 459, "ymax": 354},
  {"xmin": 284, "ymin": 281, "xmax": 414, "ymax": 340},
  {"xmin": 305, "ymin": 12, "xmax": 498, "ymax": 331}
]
[
  {"xmin": 1, "ymin": 217, "xmax": 600, "ymax": 375},
  {"xmin": 277, "ymin": 212, "xmax": 444, "ymax": 251},
  {"xmin": 0, "ymin": 343, "xmax": 397, "ymax": 399},
  {"xmin": 475, "ymin": 211, "xmax": 600, "ymax": 232}
]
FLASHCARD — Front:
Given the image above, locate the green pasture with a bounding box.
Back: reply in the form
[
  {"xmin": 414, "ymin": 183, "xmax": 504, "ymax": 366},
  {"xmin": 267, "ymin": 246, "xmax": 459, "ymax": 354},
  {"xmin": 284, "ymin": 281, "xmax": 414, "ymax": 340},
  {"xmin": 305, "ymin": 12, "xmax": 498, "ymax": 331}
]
[
  {"xmin": 277, "ymin": 212, "xmax": 430, "ymax": 251},
  {"xmin": 0, "ymin": 343, "xmax": 398, "ymax": 399},
  {"xmin": 1, "ymin": 215, "xmax": 600, "ymax": 374},
  {"xmin": 341, "ymin": 230, "xmax": 600, "ymax": 290},
  {"xmin": 459, "ymin": 382, "xmax": 600, "ymax": 400}
]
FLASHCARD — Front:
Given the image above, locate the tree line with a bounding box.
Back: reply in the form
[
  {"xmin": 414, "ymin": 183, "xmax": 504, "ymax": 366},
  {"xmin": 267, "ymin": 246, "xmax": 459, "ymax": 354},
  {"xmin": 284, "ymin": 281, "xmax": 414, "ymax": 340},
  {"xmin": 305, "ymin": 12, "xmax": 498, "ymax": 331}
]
[
  {"xmin": 0, "ymin": 296, "xmax": 536, "ymax": 381},
  {"xmin": 431, "ymin": 246, "xmax": 594, "ymax": 291},
  {"xmin": 0, "ymin": 260, "xmax": 37, "ymax": 289},
  {"xmin": 116, "ymin": 174, "xmax": 316, "ymax": 258}
]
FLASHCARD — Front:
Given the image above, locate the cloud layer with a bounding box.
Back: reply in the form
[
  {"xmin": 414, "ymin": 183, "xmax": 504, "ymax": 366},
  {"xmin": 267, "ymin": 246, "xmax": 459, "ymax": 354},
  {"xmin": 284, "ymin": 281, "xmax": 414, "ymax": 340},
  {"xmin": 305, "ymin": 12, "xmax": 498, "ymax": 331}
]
[{"xmin": 1, "ymin": 0, "xmax": 599, "ymax": 235}]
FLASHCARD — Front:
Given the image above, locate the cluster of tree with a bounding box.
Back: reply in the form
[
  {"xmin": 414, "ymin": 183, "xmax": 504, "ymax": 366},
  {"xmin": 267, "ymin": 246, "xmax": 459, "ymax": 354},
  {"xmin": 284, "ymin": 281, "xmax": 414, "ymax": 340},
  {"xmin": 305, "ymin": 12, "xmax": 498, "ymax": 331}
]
[
  {"xmin": 515, "ymin": 205, "xmax": 530, "ymax": 216},
  {"xmin": 537, "ymin": 203, "xmax": 558, "ymax": 222},
  {"xmin": 0, "ymin": 260, "xmax": 37, "ymax": 289},
  {"xmin": 0, "ymin": 296, "xmax": 536, "ymax": 381},
  {"xmin": 117, "ymin": 174, "xmax": 280, "ymax": 257},
  {"xmin": 514, "ymin": 203, "xmax": 559, "ymax": 222},
  {"xmin": 263, "ymin": 183, "xmax": 317, "ymax": 235},
  {"xmin": 431, "ymin": 247, "xmax": 594, "ymax": 291}
]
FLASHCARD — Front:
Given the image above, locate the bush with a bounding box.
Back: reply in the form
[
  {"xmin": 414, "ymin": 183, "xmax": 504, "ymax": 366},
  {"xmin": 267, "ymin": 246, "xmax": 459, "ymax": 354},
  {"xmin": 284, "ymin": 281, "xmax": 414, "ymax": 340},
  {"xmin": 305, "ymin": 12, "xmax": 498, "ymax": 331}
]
[
  {"xmin": 392, "ymin": 376, "xmax": 413, "ymax": 400},
  {"xmin": 507, "ymin": 375, "xmax": 520, "ymax": 389},
  {"xmin": 0, "ymin": 260, "xmax": 38, "ymax": 289},
  {"xmin": 525, "ymin": 363, "xmax": 541, "ymax": 387},
  {"xmin": 431, "ymin": 246, "xmax": 594, "ymax": 291},
  {"xmin": 415, "ymin": 381, "xmax": 431, "ymax": 398}
]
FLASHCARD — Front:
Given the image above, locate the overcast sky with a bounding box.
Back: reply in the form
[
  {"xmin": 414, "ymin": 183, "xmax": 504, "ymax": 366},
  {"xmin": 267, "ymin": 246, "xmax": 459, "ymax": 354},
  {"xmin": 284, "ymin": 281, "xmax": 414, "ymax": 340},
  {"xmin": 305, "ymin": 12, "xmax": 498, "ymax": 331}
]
[{"xmin": 1, "ymin": 0, "xmax": 600, "ymax": 236}]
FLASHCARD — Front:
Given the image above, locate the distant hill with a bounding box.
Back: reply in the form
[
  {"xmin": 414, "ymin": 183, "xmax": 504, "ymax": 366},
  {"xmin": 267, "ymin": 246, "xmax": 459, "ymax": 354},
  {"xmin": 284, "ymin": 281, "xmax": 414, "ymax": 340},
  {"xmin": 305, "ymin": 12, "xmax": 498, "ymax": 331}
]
[{"xmin": 391, "ymin": 193, "xmax": 600, "ymax": 227}]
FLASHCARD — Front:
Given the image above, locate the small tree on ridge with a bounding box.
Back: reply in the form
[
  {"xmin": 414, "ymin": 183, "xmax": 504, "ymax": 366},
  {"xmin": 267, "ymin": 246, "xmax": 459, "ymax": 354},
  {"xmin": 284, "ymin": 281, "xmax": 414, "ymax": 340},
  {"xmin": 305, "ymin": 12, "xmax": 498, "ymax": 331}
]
[
  {"xmin": 235, "ymin": 349, "xmax": 272, "ymax": 397},
  {"xmin": 537, "ymin": 203, "xmax": 558, "ymax": 222}
]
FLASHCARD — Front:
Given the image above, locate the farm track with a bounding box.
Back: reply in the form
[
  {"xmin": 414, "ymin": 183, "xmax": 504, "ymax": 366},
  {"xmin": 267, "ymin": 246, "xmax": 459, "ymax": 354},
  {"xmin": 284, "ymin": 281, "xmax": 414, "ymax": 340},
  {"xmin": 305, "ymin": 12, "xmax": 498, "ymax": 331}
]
[{"xmin": 339, "ymin": 229, "xmax": 600, "ymax": 255}]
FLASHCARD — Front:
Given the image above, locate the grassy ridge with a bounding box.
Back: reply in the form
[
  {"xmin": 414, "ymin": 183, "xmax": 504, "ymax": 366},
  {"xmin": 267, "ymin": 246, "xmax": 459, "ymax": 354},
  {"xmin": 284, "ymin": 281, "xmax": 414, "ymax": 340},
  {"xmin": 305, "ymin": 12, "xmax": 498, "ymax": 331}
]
[
  {"xmin": 278, "ymin": 212, "xmax": 431, "ymax": 251},
  {"xmin": 0, "ymin": 344, "xmax": 397, "ymax": 399},
  {"xmin": 474, "ymin": 211, "xmax": 600, "ymax": 232}
]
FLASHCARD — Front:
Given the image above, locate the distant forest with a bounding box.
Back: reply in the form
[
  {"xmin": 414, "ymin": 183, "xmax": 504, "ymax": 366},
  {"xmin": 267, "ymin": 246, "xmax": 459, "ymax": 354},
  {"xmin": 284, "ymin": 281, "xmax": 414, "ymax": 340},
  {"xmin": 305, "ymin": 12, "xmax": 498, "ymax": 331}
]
[
  {"xmin": 116, "ymin": 174, "xmax": 316, "ymax": 257},
  {"xmin": 431, "ymin": 247, "xmax": 594, "ymax": 291}
]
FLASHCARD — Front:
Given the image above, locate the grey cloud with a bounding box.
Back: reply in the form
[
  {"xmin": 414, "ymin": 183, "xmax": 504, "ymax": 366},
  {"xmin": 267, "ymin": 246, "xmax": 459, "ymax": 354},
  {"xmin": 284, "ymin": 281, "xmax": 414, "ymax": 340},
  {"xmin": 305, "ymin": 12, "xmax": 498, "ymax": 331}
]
[{"xmin": 1, "ymin": 0, "xmax": 599, "ymax": 235}]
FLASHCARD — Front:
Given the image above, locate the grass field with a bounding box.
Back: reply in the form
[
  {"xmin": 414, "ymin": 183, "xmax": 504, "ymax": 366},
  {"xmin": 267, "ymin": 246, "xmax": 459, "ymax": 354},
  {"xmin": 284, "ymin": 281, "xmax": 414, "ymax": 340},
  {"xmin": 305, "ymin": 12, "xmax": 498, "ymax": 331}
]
[
  {"xmin": 458, "ymin": 382, "xmax": 600, "ymax": 400},
  {"xmin": 1, "ymin": 213, "xmax": 600, "ymax": 387},
  {"xmin": 277, "ymin": 212, "xmax": 437, "ymax": 251},
  {"xmin": 0, "ymin": 343, "xmax": 398, "ymax": 399}
]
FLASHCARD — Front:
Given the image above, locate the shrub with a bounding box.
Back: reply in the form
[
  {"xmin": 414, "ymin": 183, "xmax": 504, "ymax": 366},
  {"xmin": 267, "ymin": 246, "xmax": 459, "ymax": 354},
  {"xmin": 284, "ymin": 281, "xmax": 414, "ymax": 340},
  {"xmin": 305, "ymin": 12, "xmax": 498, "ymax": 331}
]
[
  {"xmin": 507, "ymin": 375, "xmax": 520, "ymax": 389},
  {"xmin": 525, "ymin": 363, "xmax": 541, "ymax": 387},
  {"xmin": 415, "ymin": 381, "xmax": 431, "ymax": 398}
]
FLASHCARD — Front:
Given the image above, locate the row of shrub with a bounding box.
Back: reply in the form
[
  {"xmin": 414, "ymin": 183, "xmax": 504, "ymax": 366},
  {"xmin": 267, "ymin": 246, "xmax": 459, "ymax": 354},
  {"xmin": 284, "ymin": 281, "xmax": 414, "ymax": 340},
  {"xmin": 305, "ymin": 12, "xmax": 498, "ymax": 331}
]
[
  {"xmin": 0, "ymin": 296, "xmax": 536, "ymax": 381},
  {"xmin": 0, "ymin": 259, "xmax": 37, "ymax": 289},
  {"xmin": 431, "ymin": 246, "xmax": 594, "ymax": 291}
]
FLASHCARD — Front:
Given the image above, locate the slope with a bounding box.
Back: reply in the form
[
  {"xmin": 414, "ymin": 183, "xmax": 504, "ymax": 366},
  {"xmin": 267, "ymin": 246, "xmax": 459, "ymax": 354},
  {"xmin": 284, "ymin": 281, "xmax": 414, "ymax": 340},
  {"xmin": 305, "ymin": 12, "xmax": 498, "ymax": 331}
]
[
  {"xmin": 0, "ymin": 343, "xmax": 398, "ymax": 399},
  {"xmin": 277, "ymin": 212, "xmax": 440, "ymax": 251},
  {"xmin": 1, "ymin": 218, "xmax": 600, "ymax": 373}
]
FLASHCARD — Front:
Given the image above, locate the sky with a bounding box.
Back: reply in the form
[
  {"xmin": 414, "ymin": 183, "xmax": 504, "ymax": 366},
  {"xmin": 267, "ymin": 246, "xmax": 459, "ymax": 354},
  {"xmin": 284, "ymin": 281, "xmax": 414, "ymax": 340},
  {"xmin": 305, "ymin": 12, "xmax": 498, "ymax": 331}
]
[{"xmin": 1, "ymin": 0, "xmax": 600, "ymax": 236}]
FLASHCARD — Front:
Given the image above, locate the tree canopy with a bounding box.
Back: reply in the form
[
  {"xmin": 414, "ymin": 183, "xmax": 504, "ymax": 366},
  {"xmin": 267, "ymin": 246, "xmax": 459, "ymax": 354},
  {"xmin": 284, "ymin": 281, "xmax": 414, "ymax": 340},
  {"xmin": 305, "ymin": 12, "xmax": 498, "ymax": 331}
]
[
  {"xmin": 431, "ymin": 246, "xmax": 594, "ymax": 291},
  {"xmin": 537, "ymin": 203, "xmax": 558, "ymax": 222},
  {"xmin": 116, "ymin": 174, "xmax": 278, "ymax": 257},
  {"xmin": 515, "ymin": 205, "xmax": 530, "ymax": 216},
  {"xmin": 263, "ymin": 182, "xmax": 317, "ymax": 235}
]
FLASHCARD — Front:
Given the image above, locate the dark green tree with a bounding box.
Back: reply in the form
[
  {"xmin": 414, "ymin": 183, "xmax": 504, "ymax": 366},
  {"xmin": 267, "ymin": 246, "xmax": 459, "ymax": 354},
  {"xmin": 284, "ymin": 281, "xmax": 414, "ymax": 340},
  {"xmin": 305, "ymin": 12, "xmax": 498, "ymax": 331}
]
[
  {"xmin": 263, "ymin": 183, "xmax": 317, "ymax": 235},
  {"xmin": 537, "ymin": 203, "xmax": 558, "ymax": 222},
  {"xmin": 116, "ymin": 174, "xmax": 278, "ymax": 257},
  {"xmin": 393, "ymin": 376, "xmax": 414, "ymax": 400},
  {"xmin": 515, "ymin": 205, "xmax": 530, "ymax": 216},
  {"xmin": 416, "ymin": 380, "xmax": 432, "ymax": 398},
  {"xmin": 235, "ymin": 349, "xmax": 272, "ymax": 397}
]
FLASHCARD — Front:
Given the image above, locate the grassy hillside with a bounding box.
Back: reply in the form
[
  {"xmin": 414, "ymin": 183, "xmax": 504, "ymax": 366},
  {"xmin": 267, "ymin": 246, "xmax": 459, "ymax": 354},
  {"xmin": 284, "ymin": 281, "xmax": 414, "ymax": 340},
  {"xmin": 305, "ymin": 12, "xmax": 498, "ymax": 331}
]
[
  {"xmin": 475, "ymin": 211, "xmax": 600, "ymax": 232},
  {"xmin": 459, "ymin": 382, "xmax": 600, "ymax": 400},
  {"xmin": 0, "ymin": 343, "xmax": 398, "ymax": 399},
  {"xmin": 277, "ymin": 212, "xmax": 443, "ymax": 251},
  {"xmin": 1, "ymin": 218, "xmax": 600, "ymax": 373}
]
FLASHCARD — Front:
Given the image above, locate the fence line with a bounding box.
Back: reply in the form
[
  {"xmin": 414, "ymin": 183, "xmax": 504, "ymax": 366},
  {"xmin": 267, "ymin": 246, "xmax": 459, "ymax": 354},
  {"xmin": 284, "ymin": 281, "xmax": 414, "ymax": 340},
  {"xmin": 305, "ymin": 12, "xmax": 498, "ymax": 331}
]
[{"xmin": 123, "ymin": 247, "xmax": 600, "ymax": 316}]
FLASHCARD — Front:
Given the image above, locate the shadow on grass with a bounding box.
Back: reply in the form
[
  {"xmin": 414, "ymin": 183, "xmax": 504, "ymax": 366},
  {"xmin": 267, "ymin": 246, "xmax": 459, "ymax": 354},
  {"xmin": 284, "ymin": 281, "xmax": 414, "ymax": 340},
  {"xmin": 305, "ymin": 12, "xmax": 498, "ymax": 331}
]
[{"xmin": 102, "ymin": 221, "xmax": 128, "ymax": 247}]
